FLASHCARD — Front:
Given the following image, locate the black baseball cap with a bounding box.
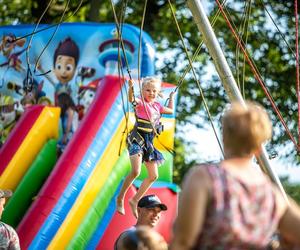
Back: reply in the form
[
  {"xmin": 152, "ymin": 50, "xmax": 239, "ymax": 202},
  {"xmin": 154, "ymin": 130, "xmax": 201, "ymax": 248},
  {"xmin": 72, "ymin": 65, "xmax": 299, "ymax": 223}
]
[
  {"xmin": 138, "ymin": 194, "xmax": 167, "ymax": 211},
  {"xmin": 0, "ymin": 189, "xmax": 12, "ymax": 198}
]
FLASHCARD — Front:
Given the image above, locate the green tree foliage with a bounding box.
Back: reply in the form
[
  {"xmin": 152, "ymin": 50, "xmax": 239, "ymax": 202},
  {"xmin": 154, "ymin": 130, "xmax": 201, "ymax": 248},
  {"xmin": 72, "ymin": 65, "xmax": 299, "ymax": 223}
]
[
  {"xmin": 0, "ymin": 0, "xmax": 299, "ymax": 184},
  {"xmin": 281, "ymin": 177, "xmax": 300, "ymax": 205}
]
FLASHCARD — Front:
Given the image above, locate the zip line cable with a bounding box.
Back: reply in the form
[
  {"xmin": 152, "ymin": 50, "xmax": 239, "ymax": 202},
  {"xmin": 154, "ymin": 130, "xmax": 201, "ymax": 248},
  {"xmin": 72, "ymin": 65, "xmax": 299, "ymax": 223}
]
[
  {"xmin": 219, "ymin": 0, "xmax": 298, "ymax": 152},
  {"xmin": 235, "ymin": 0, "xmax": 252, "ymax": 98},
  {"xmin": 21, "ymin": 0, "xmax": 83, "ymax": 91},
  {"xmin": 116, "ymin": 0, "xmax": 132, "ymax": 156},
  {"xmin": 219, "ymin": 0, "xmax": 299, "ymax": 154},
  {"xmin": 136, "ymin": 0, "xmax": 176, "ymax": 154},
  {"xmin": 175, "ymin": 0, "xmax": 228, "ymax": 96},
  {"xmin": 295, "ymin": 0, "xmax": 300, "ymax": 146},
  {"xmin": 110, "ymin": 0, "xmax": 133, "ymax": 81},
  {"xmin": 24, "ymin": 0, "xmax": 55, "ymax": 92},
  {"xmin": 215, "ymin": 0, "xmax": 300, "ymax": 153},
  {"xmin": 110, "ymin": 0, "xmax": 175, "ymax": 155},
  {"xmin": 168, "ymin": 0, "xmax": 225, "ymax": 158},
  {"xmin": 33, "ymin": 0, "xmax": 71, "ymax": 75},
  {"xmin": 217, "ymin": 0, "xmax": 298, "ymax": 151},
  {"xmin": 11, "ymin": 0, "xmax": 84, "ymax": 44},
  {"xmin": 259, "ymin": 0, "xmax": 298, "ymax": 61}
]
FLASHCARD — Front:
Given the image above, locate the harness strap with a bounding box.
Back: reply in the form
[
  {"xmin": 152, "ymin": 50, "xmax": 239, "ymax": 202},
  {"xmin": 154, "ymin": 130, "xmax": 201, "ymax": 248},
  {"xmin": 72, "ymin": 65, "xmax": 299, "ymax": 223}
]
[
  {"xmin": 136, "ymin": 118, "xmax": 164, "ymax": 134},
  {"xmin": 136, "ymin": 118, "xmax": 153, "ymax": 132},
  {"xmin": 127, "ymin": 126, "xmax": 145, "ymax": 148}
]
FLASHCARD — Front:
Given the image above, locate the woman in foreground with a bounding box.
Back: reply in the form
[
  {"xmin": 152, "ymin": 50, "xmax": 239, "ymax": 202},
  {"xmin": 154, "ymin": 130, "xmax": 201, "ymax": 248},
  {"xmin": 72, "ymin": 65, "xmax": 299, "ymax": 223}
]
[{"xmin": 170, "ymin": 102, "xmax": 300, "ymax": 250}]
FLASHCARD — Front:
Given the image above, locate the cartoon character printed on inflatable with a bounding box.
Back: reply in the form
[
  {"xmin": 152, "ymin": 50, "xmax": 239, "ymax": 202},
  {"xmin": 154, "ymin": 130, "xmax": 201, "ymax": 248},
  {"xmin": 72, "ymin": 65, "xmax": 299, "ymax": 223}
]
[
  {"xmin": 77, "ymin": 79, "xmax": 99, "ymax": 120},
  {"xmin": 0, "ymin": 95, "xmax": 20, "ymax": 147},
  {"xmin": 7, "ymin": 78, "xmax": 46, "ymax": 109},
  {"xmin": 0, "ymin": 34, "xmax": 27, "ymax": 73},
  {"xmin": 52, "ymin": 37, "xmax": 80, "ymax": 105}
]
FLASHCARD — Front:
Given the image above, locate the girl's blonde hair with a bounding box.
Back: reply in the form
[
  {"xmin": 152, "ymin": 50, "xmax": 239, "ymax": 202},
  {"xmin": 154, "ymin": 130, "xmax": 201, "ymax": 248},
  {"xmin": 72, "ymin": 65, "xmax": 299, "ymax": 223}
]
[
  {"xmin": 141, "ymin": 77, "xmax": 163, "ymax": 98},
  {"xmin": 222, "ymin": 101, "xmax": 272, "ymax": 158}
]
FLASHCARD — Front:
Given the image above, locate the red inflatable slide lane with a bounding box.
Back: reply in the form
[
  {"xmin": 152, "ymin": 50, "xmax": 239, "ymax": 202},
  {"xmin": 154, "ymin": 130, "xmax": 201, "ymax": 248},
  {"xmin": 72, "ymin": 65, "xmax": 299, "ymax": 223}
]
[
  {"xmin": 0, "ymin": 105, "xmax": 44, "ymax": 175},
  {"xmin": 17, "ymin": 76, "xmax": 125, "ymax": 249}
]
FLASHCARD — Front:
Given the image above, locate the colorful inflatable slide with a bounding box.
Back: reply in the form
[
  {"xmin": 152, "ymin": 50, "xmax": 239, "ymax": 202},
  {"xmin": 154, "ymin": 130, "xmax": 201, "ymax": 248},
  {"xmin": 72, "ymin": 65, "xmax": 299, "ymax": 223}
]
[{"xmin": 0, "ymin": 23, "xmax": 179, "ymax": 249}]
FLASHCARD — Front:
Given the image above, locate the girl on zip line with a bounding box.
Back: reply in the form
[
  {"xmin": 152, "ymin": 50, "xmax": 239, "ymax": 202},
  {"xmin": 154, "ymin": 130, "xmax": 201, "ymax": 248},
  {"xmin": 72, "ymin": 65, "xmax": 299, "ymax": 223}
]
[{"xmin": 117, "ymin": 77, "xmax": 174, "ymax": 218}]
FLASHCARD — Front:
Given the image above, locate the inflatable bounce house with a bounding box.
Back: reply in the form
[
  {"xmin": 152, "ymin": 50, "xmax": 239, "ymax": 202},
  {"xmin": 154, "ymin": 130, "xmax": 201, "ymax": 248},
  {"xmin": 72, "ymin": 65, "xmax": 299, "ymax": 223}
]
[{"xmin": 0, "ymin": 23, "xmax": 179, "ymax": 249}]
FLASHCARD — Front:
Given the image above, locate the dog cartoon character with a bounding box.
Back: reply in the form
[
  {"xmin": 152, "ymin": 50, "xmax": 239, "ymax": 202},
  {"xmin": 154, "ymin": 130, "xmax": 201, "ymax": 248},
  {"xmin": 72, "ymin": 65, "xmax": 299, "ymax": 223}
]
[
  {"xmin": 0, "ymin": 95, "xmax": 20, "ymax": 147},
  {"xmin": 77, "ymin": 79, "xmax": 100, "ymax": 120},
  {"xmin": 0, "ymin": 34, "xmax": 26, "ymax": 72}
]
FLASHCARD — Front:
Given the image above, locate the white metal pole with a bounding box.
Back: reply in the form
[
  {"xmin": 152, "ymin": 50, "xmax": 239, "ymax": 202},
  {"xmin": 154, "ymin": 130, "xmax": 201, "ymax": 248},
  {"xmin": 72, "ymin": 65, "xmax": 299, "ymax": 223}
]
[{"xmin": 186, "ymin": 0, "xmax": 287, "ymax": 200}]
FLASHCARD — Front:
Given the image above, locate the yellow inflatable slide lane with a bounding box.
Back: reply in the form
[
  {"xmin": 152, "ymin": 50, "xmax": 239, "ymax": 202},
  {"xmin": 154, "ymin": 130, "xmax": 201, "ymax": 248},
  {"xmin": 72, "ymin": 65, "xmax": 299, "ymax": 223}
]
[{"xmin": 0, "ymin": 106, "xmax": 60, "ymax": 190}]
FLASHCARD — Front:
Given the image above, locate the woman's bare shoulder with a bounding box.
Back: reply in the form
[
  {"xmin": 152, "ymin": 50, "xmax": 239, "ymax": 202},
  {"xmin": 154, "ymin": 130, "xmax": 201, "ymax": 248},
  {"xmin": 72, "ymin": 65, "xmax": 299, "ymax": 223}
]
[{"xmin": 182, "ymin": 164, "xmax": 213, "ymax": 192}]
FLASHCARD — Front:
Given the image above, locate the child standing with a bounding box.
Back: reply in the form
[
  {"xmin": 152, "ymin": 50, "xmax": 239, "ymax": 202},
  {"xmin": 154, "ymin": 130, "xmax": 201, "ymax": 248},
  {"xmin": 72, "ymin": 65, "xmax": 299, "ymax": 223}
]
[{"xmin": 117, "ymin": 77, "xmax": 174, "ymax": 218}]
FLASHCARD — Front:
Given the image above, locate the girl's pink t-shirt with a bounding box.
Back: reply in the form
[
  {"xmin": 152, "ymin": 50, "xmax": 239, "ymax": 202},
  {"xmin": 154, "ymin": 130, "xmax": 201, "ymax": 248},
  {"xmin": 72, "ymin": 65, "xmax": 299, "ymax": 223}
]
[{"xmin": 135, "ymin": 98, "xmax": 163, "ymax": 125}]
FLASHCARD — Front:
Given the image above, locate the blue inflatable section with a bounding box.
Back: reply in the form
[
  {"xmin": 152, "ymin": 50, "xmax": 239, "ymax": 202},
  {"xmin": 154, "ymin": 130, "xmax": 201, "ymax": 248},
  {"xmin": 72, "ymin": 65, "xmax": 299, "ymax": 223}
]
[{"xmin": 86, "ymin": 183, "xmax": 122, "ymax": 249}]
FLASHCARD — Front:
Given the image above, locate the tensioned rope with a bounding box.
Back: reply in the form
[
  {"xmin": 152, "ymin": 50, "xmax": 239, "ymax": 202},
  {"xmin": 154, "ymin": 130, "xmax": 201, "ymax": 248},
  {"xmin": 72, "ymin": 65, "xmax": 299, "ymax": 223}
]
[
  {"xmin": 215, "ymin": 0, "xmax": 300, "ymax": 153},
  {"xmin": 21, "ymin": 0, "xmax": 83, "ymax": 91},
  {"xmin": 295, "ymin": 0, "xmax": 300, "ymax": 146},
  {"xmin": 12, "ymin": 1, "xmax": 84, "ymax": 44},
  {"xmin": 24, "ymin": 0, "xmax": 56, "ymax": 92},
  {"xmin": 175, "ymin": 0, "xmax": 228, "ymax": 93},
  {"xmin": 110, "ymin": 0, "xmax": 133, "ymax": 81},
  {"xmin": 111, "ymin": 0, "xmax": 177, "ymax": 155},
  {"xmin": 167, "ymin": 0, "xmax": 225, "ymax": 158},
  {"xmin": 114, "ymin": 0, "xmax": 133, "ymax": 156},
  {"xmin": 259, "ymin": 0, "xmax": 300, "ymax": 147},
  {"xmin": 136, "ymin": 0, "xmax": 176, "ymax": 154},
  {"xmin": 259, "ymin": 0, "xmax": 298, "ymax": 61},
  {"xmin": 33, "ymin": 0, "xmax": 71, "ymax": 75},
  {"xmin": 235, "ymin": 0, "xmax": 252, "ymax": 98},
  {"xmin": 222, "ymin": 1, "xmax": 277, "ymax": 159}
]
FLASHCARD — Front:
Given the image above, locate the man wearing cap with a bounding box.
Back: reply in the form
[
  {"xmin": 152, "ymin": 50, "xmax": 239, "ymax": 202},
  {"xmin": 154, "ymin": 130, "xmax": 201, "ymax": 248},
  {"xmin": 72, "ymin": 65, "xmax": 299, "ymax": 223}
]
[
  {"xmin": 0, "ymin": 189, "xmax": 20, "ymax": 250},
  {"xmin": 114, "ymin": 194, "xmax": 167, "ymax": 250}
]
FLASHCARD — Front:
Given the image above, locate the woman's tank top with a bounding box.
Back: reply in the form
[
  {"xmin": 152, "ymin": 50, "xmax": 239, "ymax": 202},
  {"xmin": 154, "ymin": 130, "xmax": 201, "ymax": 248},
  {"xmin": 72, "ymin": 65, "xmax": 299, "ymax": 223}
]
[{"xmin": 194, "ymin": 165, "xmax": 281, "ymax": 250}]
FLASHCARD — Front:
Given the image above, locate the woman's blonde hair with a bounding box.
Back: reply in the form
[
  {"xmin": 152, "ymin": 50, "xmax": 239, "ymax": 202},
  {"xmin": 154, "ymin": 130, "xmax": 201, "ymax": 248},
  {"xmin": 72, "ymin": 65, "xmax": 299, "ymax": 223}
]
[
  {"xmin": 141, "ymin": 77, "xmax": 163, "ymax": 98},
  {"xmin": 222, "ymin": 101, "xmax": 272, "ymax": 158}
]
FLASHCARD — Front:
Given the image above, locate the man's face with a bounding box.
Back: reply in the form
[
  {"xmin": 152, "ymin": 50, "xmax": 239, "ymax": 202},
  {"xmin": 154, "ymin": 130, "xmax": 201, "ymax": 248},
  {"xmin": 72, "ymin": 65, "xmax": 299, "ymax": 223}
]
[
  {"xmin": 54, "ymin": 55, "xmax": 76, "ymax": 84},
  {"xmin": 137, "ymin": 206, "xmax": 162, "ymax": 228},
  {"xmin": 0, "ymin": 198, "xmax": 5, "ymax": 219}
]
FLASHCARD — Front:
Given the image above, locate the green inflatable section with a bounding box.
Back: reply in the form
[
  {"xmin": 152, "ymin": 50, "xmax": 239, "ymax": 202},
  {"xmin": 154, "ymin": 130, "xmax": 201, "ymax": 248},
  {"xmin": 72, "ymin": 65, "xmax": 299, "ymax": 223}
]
[
  {"xmin": 138, "ymin": 152, "xmax": 173, "ymax": 182},
  {"xmin": 67, "ymin": 150, "xmax": 129, "ymax": 250},
  {"xmin": 2, "ymin": 139, "xmax": 57, "ymax": 227},
  {"xmin": 68, "ymin": 149, "xmax": 173, "ymax": 249}
]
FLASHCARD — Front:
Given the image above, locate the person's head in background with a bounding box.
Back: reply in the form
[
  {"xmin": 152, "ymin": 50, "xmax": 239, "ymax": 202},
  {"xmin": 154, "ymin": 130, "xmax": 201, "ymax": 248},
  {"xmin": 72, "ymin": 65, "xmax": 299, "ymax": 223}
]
[
  {"xmin": 0, "ymin": 189, "xmax": 12, "ymax": 219},
  {"xmin": 222, "ymin": 101, "xmax": 272, "ymax": 159},
  {"xmin": 57, "ymin": 92, "xmax": 75, "ymax": 116},
  {"xmin": 37, "ymin": 96, "xmax": 52, "ymax": 106},
  {"xmin": 118, "ymin": 226, "xmax": 168, "ymax": 250},
  {"xmin": 136, "ymin": 194, "xmax": 167, "ymax": 228}
]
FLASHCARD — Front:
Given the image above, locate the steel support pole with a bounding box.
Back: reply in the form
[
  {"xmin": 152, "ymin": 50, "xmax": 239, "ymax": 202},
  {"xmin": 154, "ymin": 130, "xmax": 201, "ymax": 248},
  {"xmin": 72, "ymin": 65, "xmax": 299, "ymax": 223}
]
[{"xmin": 186, "ymin": 0, "xmax": 287, "ymax": 200}]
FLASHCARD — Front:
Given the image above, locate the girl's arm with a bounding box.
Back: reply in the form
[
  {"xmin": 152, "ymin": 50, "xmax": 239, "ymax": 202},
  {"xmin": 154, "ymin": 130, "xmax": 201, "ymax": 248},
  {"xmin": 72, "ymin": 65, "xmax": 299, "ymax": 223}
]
[
  {"xmin": 162, "ymin": 91, "xmax": 174, "ymax": 114},
  {"xmin": 62, "ymin": 108, "xmax": 74, "ymax": 144},
  {"xmin": 170, "ymin": 166, "xmax": 211, "ymax": 250}
]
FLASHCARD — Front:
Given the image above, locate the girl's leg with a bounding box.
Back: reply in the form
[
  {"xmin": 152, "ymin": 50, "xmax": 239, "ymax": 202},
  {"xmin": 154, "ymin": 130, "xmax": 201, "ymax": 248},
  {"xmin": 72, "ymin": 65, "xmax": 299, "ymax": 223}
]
[
  {"xmin": 129, "ymin": 161, "xmax": 158, "ymax": 218},
  {"xmin": 116, "ymin": 153, "xmax": 142, "ymax": 215}
]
